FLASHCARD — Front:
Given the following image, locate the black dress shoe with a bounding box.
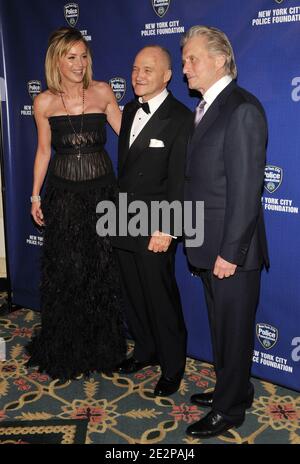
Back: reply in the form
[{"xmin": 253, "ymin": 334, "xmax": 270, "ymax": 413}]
[
  {"xmin": 186, "ymin": 410, "xmax": 244, "ymax": 438},
  {"xmin": 190, "ymin": 391, "xmax": 254, "ymax": 409},
  {"xmin": 154, "ymin": 375, "xmax": 182, "ymax": 397},
  {"xmin": 115, "ymin": 357, "xmax": 158, "ymax": 374},
  {"xmin": 190, "ymin": 392, "xmax": 214, "ymax": 407}
]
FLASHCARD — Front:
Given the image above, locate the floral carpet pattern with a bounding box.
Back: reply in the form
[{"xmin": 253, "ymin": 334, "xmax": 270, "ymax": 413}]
[{"xmin": 0, "ymin": 303, "xmax": 300, "ymax": 444}]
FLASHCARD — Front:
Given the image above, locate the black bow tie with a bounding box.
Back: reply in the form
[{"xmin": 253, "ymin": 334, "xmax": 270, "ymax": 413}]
[{"xmin": 135, "ymin": 100, "xmax": 151, "ymax": 114}]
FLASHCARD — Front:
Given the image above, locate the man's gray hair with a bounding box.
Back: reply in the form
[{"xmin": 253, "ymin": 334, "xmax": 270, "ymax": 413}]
[{"xmin": 181, "ymin": 25, "xmax": 237, "ymax": 79}]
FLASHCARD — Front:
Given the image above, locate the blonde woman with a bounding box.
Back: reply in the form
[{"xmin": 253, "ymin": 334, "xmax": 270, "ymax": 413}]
[{"xmin": 26, "ymin": 27, "xmax": 126, "ymax": 380}]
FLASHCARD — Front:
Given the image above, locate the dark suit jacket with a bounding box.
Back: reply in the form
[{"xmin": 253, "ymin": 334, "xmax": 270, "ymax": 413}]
[
  {"xmin": 114, "ymin": 92, "xmax": 193, "ymax": 251},
  {"xmin": 185, "ymin": 80, "xmax": 269, "ymax": 270}
]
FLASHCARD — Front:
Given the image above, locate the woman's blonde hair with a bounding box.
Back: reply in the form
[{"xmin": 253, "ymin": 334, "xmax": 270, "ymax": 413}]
[{"xmin": 45, "ymin": 27, "xmax": 92, "ymax": 93}]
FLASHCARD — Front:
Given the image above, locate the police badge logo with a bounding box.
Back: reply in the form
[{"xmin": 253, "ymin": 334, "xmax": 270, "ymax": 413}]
[
  {"xmin": 264, "ymin": 165, "xmax": 283, "ymax": 194},
  {"xmin": 64, "ymin": 3, "xmax": 79, "ymax": 27},
  {"xmin": 28, "ymin": 80, "xmax": 42, "ymax": 100},
  {"xmin": 152, "ymin": 0, "xmax": 171, "ymax": 18},
  {"xmin": 256, "ymin": 323, "xmax": 278, "ymax": 350},
  {"xmin": 109, "ymin": 77, "xmax": 126, "ymax": 103}
]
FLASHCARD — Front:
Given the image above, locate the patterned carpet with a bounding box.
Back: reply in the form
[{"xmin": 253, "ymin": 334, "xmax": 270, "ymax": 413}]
[
  {"xmin": 0, "ymin": 419, "xmax": 88, "ymax": 444},
  {"xmin": 0, "ymin": 299, "xmax": 300, "ymax": 444}
]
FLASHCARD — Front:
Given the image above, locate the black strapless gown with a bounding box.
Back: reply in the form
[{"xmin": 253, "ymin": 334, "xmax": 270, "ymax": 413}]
[{"xmin": 26, "ymin": 113, "xmax": 126, "ymax": 380}]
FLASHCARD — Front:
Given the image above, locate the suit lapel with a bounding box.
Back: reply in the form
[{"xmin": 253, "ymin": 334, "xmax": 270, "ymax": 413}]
[
  {"xmin": 119, "ymin": 102, "xmax": 138, "ymax": 172},
  {"xmin": 120, "ymin": 93, "xmax": 172, "ymax": 174},
  {"xmin": 191, "ymin": 103, "xmax": 220, "ymax": 143},
  {"xmin": 186, "ymin": 104, "xmax": 220, "ymax": 171},
  {"xmin": 186, "ymin": 81, "xmax": 237, "ymax": 173},
  {"xmin": 192, "ymin": 80, "xmax": 236, "ymax": 143}
]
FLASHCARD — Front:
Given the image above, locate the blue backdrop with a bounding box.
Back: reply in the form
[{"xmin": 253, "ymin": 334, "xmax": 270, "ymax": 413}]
[{"xmin": 0, "ymin": 0, "xmax": 299, "ymax": 390}]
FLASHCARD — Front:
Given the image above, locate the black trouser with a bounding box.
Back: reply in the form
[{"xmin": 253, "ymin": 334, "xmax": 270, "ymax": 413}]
[
  {"xmin": 117, "ymin": 247, "xmax": 187, "ymax": 379},
  {"xmin": 200, "ymin": 269, "xmax": 261, "ymax": 420}
]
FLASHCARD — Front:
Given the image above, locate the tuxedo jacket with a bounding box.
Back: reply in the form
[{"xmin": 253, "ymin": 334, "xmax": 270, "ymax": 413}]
[
  {"xmin": 114, "ymin": 92, "xmax": 193, "ymax": 252},
  {"xmin": 185, "ymin": 80, "xmax": 269, "ymax": 270}
]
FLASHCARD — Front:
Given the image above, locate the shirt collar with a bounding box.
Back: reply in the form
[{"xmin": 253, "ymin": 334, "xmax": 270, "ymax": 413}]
[
  {"xmin": 203, "ymin": 75, "xmax": 233, "ymax": 107},
  {"xmin": 138, "ymin": 88, "xmax": 169, "ymax": 114}
]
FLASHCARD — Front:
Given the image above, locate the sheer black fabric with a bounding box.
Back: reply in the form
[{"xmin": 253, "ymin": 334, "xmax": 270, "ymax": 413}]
[
  {"xmin": 48, "ymin": 113, "xmax": 114, "ymax": 182},
  {"xmin": 26, "ymin": 113, "xmax": 126, "ymax": 380}
]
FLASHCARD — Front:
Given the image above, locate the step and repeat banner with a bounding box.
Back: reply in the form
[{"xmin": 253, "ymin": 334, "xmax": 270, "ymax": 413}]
[{"xmin": 0, "ymin": 0, "xmax": 299, "ymax": 390}]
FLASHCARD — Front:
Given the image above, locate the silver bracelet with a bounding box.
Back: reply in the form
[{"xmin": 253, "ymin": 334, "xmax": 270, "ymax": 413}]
[{"xmin": 30, "ymin": 195, "xmax": 41, "ymax": 203}]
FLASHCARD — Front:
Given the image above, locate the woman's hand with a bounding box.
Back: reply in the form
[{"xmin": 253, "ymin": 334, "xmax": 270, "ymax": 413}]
[{"xmin": 31, "ymin": 201, "xmax": 44, "ymax": 226}]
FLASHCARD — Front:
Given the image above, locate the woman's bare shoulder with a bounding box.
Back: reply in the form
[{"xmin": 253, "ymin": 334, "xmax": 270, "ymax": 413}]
[
  {"xmin": 34, "ymin": 90, "xmax": 58, "ymax": 113},
  {"xmin": 90, "ymin": 80, "xmax": 113, "ymax": 96}
]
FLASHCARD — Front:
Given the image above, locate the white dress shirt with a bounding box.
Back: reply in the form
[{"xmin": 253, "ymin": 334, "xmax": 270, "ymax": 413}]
[
  {"xmin": 202, "ymin": 75, "xmax": 233, "ymax": 114},
  {"xmin": 129, "ymin": 88, "xmax": 169, "ymax": 147},
  {"xmin": 129, "ymin": 88, "xmax": 175, "ymax": 239}
]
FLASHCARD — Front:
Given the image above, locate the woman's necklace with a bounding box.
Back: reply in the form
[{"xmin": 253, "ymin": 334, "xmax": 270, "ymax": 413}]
[{"xmin": 60, "ymin": 86, "xmax": 85, "ymax": 160}]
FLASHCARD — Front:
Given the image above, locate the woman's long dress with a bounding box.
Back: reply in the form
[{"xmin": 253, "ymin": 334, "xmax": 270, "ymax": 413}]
[{"xmin": 26, "ymin": 113, "xmax": 126, "ymax": 380}]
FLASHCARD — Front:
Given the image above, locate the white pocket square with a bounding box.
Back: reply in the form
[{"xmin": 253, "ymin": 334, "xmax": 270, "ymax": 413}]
[{"xmin": 149, "ymin": 138, "xmax": 165, "ymax": 148}]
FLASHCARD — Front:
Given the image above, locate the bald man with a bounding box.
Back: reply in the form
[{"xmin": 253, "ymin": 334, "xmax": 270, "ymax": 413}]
[{"xmin": 113, "ymin": 46, "xmax": 192, "ymax": 396}]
